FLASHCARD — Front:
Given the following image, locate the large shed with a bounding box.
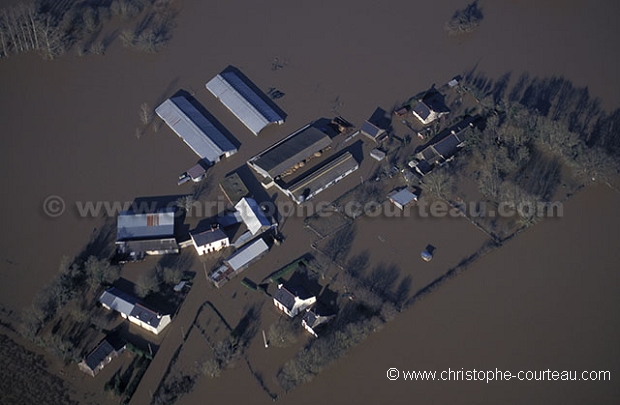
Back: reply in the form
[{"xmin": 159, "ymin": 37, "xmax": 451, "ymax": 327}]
[
  {"xmin": 224, "ymin": 238, "xmax": 269, "ymax": 272},
  {"xmin": 156, "ymin": 96, "xmax": 237, "ymax": 164},
  {"xmin": 286, "ymin": 151, "xmax": 359, "ymax": 204},
  {"xmin": 206, "ymin": 68, "xmax": 285, "ymax": 135},
  {"xmin": 248, "ymin": 124, "xmax": 332, "ymax": 179}
]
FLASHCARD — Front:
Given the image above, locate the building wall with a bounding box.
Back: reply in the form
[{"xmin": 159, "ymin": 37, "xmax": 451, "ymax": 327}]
[
  {"xmin": 195, "ymin": 238, "xmax": 229, "ymax": 255},
  {"xmin": 273, "ymin": 298, "xmax": 292, "ymax": 317},
  {"xmin": 291, "ymin": 297, "xmax": 317, "ymax": 317}
]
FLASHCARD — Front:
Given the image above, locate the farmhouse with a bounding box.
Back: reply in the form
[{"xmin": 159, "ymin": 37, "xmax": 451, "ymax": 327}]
[
  {"xmin": 411, "ymin": 100, "xmax": 448, "ymax": 125},
  {"xmin": 98, "ymin": 288, "xmax": 172, "ymax": 335},
  {"xmin": 206, "ymin": 67, "xmax": 285, "ymax": 135},
  {"xmin": 116, "ymin": 207, "xmax": 179, "ymax": 259},
  {"xmin": 235, "ymin": 197, "xmax": 272, "ymax": 235},
  {"xmin": 247, "ymin": 124, "xmax": 332, "ymax": 180},
  {"xmin": 273, "ymin": 283, "xmax": 316, "ymax": 318},
  {"xmin": 285, "ymin": 151, "xmax": 359, "ymax": 204},
  {"xmin": 78, "ymin": 338, "xmax": 125, "ymax": 377},
  {"xmin": 302, "ymin": 306, "xmax": 335, "ymax": 338},
  {"xmin": 409, "ymin": 116, "xmax": 475, "ymax": 175},
  {"xmin": 190, "ymin": 225, "xmax": 229, "ymax": 255},
  {"xmin": 388, "ymin": 187, "xmax": 418, "ymax": 210},
  {"xmin": 155, "ymin": 96, "xmax": 237, "ymax": 164}
]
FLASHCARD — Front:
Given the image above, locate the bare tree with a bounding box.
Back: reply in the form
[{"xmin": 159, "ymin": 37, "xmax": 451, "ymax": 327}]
[
  {"xmin": 267, "ymin": 318, "xmax": 299, "ymax": 348},
  {"xmin": 136, "ymin": 269, "xmax": 160, "ymax": 298},
  {"xmin": 445, "ymin": 1, "xmax": 484, "ymax": 35},
  {"xmin": 139, "ymin": 102, "xmax": 154, "ymax": 125}
]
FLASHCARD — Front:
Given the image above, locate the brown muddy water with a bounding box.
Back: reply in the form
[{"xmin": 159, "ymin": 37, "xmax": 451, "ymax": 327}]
[{"xmin": 0, "ymin": 0, "xmax": 618, "ymax": 404}]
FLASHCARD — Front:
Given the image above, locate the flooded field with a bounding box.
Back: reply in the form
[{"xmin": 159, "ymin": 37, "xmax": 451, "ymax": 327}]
[{"xmin": 0, "ymin": 0, "xmax": 618, "ymax": 404}]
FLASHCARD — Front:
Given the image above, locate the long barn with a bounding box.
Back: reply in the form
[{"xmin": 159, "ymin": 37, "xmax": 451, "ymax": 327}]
[
  {"xmin": 156, "ymin": 96, "xmax": 237, "ymax": 164},
  {"xmin": 206, "ymin": 67, "xmax": 285, "ymax": 135}
]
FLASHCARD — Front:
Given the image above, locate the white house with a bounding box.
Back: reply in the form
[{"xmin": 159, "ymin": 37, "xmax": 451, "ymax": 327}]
[
  {"xmin": 78, "ymin": 339, "xmax": 125, "ymax": 377},
  {"xmin": 273, "ymin": 284, "xmax": 316, "ymax": 318},
  {"xmin": 98, "ymin": 288, "xmax": 171, "ymax": 335},
  {"xmin": 411, "ymin": 100, "xmax": 448, "ymax": 125},
  {"xmin": 301, "ymin": 307, "xmax": 335, "ymax": 338},
  {"xmin": 190, "ymin": 226, "xmax": 229, "ymax": 255}
]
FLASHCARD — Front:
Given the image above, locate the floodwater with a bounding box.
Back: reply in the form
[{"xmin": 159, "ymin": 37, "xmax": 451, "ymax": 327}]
[{"xmin": 0, "ymin": 0, "xmax": 618, "ymax": 404}]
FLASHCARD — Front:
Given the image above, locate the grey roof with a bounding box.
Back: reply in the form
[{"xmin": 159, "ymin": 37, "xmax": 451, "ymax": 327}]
[
  {"xmin": 287, "ymin": 152, "xmax": 359, "ymax": 202},
  {"xmin": 414, "ymin": 160, "xmax": 432, "ymax": 175},
  {"xmin": 274, "ymin": 287, "xmax": 296, "ymax": 311},
  {"xmin": 360, "ymin": 120, "xmax": 384, "ymax": 138},
  {"xmin": 191, "ymin": 227, "xmax": 228, "ymax": 247},
  {"xmin": 206, "ymin": 70, "xmax": 285, "ymax": 135},
  {"xmin": 302, "ymin": 307, "xmax": 333, "ymax": 330},
  {"xmin": 433, "ymin": 133, "xmax": 463, "ymax": 158},
  {"xmin": 274, "ymin": 284, "xmax": 313, "ymax": 311},
  {"xmin": 156, "ymin": 96, "xmax": 237, "ymax": 163},
  {"xmin": 117, "ymin": 208, "xmax": 175, "ymax": 241},
  {"xmin": 389, "ymin": 188, "xmax": 418, "ymax": 207},
  {"xmin": 250, "ymin": 125, "xmax": 332, "ymax": 178},
  {"xmin": 98, "ymin": 287, "xmax": 137, "ymax": 316},
  {"xmin": 119, "ymin": 238, "xmax": 179, "ymax": 254},
  {"xmin": 130, "ymin": 304, "xmax": 166, "ymax": 329},
  {"xmin": 83, "ymin": 339, "xmax": 117, "ymax": 370},
  {"xmin": 370, "ymin": 149, "xmax": 386, "ymax": 161},
  {"xmin": 421, "ymin": 147, "xmax": 440, "ymax": 163},
  {"xmin": 412, "ymin": 101, "xmax": 432, "ymax": 120},
  {"xmin": 235, "ymin": 198, "xmax": 271, "ymax": 235},
  {"xmin": 224, "ymin": 238, "xmax": 269, "ymax": 272}
]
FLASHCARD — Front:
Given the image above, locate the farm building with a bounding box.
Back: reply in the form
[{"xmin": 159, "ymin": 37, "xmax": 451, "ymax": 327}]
[
  {"xmin": 206, "ymin": 67, "xmax": 285, "ymax": 135},
  {"xmin": 219, "ymin": 172, "xmax": 250, "ymax": 205},
  {"xmin": 224, "ymin": 237, "xmax": 269, "ymax": 272},
  {"xmin": 388, "ymin": 187, "xmax": 418, "ymax": 210},
  {"xmin": 247, "ymin": 124, "xmax": 332, "ymax": 180},
  {"xmin": 78, "ymin": 338, "xmax": 125, "ymax": 377},
  {"xmin": 210, "ymin": 238, "xmax": 270, "ymax": 287},
  {"xmin": 98, "ymin": 288, "xmax": 172, "ymax": 335},
  {"xmin": 370, "ymin": 148, "xmax": 386, "ymax": 161},
  {"xmin": 156, "ymin": 96, "xmax": 237, "ymax": 164},
  {"xmin": 273, "ymin": 284, "xmax": 316, "ymax": 318},
  {"xmin": 116, "ymin": 207, "xmax": 179, "ymax": 258},
  {"xmin": 190, "ymin": 226, "xmax": 229, "ymax": 255},
  {"xmin": 285, "ymin": 151, "xmax": 359, "ymax": 204},
  {"xmin": 235, "ymin": 197, "xmax": 272, "ymax": 235},
  {"xmin": 360, "ymin": 120, "xmax": 386, "ymax": 142}
]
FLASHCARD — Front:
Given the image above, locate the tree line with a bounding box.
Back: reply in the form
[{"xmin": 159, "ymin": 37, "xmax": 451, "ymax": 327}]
[{"xmin": 0, "ymin": 0, "xmax": 176, "ymax": 60}]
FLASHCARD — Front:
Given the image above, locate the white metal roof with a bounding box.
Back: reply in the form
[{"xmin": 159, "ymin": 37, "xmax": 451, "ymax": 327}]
[
  {"xmin": 206, "ymin": 71, "xmax": 284, "ymax": 135},
  {"xmin": 225, "ymin": 238, "xmax": 269, "ymax": 271},
  {"xmin": 155, "ymin": 97, "xmax": 237, "ymax": 163},
  {"xmin": 98, "ymin": 288, "xmax": 136, "ymax": 316},
  {"xmin": 389, "ymin": 188, "xmax": 418, "ymax": 207},
  {"xmin": 234, "ymin": 197, "xmax": 271, "ymax": 235}
]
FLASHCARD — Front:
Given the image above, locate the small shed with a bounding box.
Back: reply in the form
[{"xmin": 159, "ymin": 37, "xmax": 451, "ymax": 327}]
[
  {"xmin": 388, "ymin": 188, "xmax": 418, "ymax": 210},
  {"xmin": 370, "ymin": 149, "xmax": 386, "ymax": 161}
]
